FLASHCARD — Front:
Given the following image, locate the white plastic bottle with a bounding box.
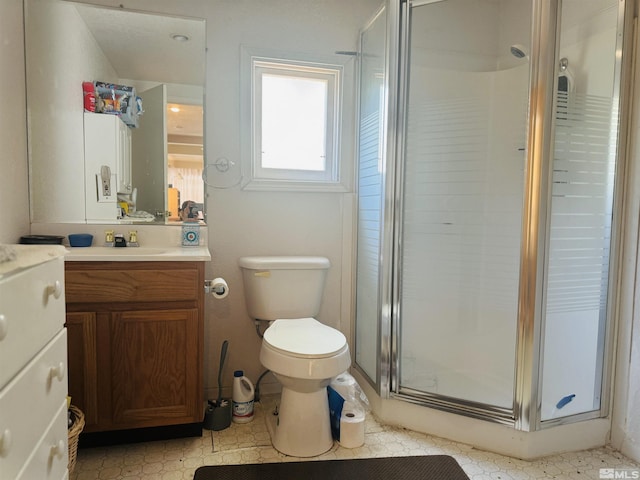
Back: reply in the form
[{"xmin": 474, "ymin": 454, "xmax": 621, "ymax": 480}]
[{"xmin": 232, "ymin": 370, "xmax": 255, "ymax": 423}]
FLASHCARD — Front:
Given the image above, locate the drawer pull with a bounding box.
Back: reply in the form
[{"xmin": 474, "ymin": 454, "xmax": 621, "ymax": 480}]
[
  {"xmin": 46, "ymin": 280, "xmax": 63, "ymax": 300},
  {"xmin": 0, "ymin": 429, "xmax": 12, "ymax": 456},
  {"xmin": 0, "ymin": 314, "xmax": 7, "ymax": 341},
  {"xmin": 50, "ymin": 439, "xmax": 65, "ymax": 460},
  {"xmin": 49, "ymin": 362, "xmax": 65, "ymax": 382}
]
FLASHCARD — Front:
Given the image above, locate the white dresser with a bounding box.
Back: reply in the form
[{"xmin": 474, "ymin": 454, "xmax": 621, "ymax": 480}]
[{"xmin": 0, "ymin": 245, "xmax": 68, "ymax": 480}]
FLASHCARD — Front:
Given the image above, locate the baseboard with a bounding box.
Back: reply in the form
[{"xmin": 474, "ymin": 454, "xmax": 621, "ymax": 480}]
[{"xmin": 78, "ymin": 422, "xmax": 203, "ymax": 448}]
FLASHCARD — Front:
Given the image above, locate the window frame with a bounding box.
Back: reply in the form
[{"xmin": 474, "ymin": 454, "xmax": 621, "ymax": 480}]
[{"xmin": 240, "ymin": 48, "xmax": 350, "ymax": 192}]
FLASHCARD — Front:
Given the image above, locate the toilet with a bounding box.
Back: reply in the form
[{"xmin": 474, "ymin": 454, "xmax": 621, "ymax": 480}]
[{"xmin": 238, "ymin": 256, "xmax": 351, "ymax": 457}]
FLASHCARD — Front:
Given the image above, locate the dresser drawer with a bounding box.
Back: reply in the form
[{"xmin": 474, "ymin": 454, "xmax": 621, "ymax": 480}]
[
  {"xmin": 0, "ymin": 330, "xmax": 67, "ymax": 480},
  {"xmin": 0, "ymin": 257, "xmax": 65, "ymax": 387},
  {"xmin": 16, "ymin": 400, "xmax": 68, "ymax": 480}
]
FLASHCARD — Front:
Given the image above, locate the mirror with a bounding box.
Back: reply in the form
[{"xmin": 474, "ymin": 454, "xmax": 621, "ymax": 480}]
[{"xmin": 25, "ymin": 0, "xmax": 206, "ymax": 225}]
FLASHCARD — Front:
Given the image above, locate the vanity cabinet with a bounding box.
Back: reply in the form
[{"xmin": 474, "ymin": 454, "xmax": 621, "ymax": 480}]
[{"xmin": 64, "ymin": 261, "xmax": 204, "ymax": 435}]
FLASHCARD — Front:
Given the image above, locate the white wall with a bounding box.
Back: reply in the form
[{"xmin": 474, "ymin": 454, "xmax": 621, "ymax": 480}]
[
  {"xmin": 410, "ymin": 0, "xmax": 501, "ymax": 71},
  {"xmin": 0, "ymin": 0, "xmax": 30, "ymax": 243},
  {"xmin": 201, "ymin": 0, "xmax": 372, "ymax": 397}
]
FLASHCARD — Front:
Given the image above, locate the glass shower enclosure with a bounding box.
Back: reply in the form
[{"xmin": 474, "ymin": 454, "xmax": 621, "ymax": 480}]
[{"xmin": 354, "ymin": 0, "xmax": 630, "ymax": 430}]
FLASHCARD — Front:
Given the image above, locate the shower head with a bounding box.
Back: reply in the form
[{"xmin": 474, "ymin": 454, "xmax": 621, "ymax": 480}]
[{"xmin": 510, "ymin": 44, "xmax": 529, "ymax": 59}]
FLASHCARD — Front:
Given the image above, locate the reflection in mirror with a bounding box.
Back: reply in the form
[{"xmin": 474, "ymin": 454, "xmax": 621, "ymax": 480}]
[
  {"xmin": 25, "ymin": 0, "xmax": 206, "ymax": 225},
  {"xmin": 167, "ymin": 103, "xmax": 204, "ymax": 221}
]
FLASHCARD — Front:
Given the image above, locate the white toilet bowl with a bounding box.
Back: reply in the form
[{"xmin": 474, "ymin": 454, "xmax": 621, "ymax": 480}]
[
  {"xmin": 237, "ymin": 256, "xmax": 351, "ymax": 457},
  {"xmin": 260, "ymin": 318, "xmax": 351, "ymax": 457}
]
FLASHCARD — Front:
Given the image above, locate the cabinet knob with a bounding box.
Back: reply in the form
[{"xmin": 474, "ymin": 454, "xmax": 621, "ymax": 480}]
[
  {"xmin": 0, "ymin": 429, "xmax": 12, "ymax": 457},
  {"xmin": 0, "ymin": 314, "xmax": 7, "ymax": 341},
  {"xmin": 49, "ymin": 439, "xmax": 65, "ymax": 460},
  {"xmin": 49, "ymin": 362, "xmax": 65, "ymax": 382},
  {"xmin": 46, "ymin": 280, "xmax": 63, "ymax": 300}
]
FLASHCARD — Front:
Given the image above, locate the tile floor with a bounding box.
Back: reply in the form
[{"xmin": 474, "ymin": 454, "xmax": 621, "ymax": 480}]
[{"xmin": 70, "ymin": 395, "xmax": 640, "ymax": 480}]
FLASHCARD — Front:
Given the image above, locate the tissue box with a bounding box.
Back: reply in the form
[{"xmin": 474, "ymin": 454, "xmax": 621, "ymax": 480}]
[{"xmin": 182, "ymin": 224, "xmax": 200, "ymax": 246}]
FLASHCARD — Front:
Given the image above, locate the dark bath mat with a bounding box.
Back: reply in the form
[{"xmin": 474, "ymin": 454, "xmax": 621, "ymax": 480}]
[{"xmin": 193, "ymin": 455, "xmax": 470, "ymax": 480}]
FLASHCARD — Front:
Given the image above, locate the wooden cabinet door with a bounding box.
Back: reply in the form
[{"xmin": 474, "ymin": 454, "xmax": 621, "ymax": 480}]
[
  {"xmin": 109, "ymin": 308, "xmax": 200, "ymax": 428},
  {"xmin": 66, "ymin": 312, "xmax": 99, "ymax": 429}
]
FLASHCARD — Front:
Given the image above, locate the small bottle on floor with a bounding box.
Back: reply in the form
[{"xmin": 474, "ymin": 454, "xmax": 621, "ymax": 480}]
[{"xmin": 232, "ymin": 370, "xmax": 255, "ymax": 423}]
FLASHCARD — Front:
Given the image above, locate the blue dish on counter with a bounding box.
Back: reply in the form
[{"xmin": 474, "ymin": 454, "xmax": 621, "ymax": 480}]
[{"xmin": 68, "ymin": 234, "xmax": 94, "ymax": 247}]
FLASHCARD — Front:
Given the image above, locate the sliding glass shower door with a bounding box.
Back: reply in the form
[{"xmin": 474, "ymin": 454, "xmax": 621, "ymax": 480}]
[{"xmin": 396, "ymin": 0, "xmax": 532, "ymax": 413}]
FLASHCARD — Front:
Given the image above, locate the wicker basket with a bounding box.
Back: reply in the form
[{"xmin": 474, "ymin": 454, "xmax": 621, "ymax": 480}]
[{"xmin": 68, "ymin": 405, "xmax": 85, "ymax": 474}]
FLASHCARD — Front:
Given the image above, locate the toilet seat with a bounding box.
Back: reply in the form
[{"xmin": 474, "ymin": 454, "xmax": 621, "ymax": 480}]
[{"xmin": 263, "ymin": 318, "xmax": 347, "ymax": 359}]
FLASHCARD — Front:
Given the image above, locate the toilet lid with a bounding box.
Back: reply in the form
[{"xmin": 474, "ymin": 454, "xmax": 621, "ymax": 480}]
[{"xmin": 263, "ymin": 318, "xmax": 347, "ymax": 358}]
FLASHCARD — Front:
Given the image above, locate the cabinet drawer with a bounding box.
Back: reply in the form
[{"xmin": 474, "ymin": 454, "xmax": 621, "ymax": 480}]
[
  {"xmin": 0, "ymin": 257, "xmax": 65, "ymax": 387},
  {"xmin": 0, "ymin": 330, "xmax": 68, "ymax": 480},
  {"xmin": 16, "ymin": 400, "xmax": 68, "ymax": 480},
  {"xmin": 65, "ymin": 264, "xmax": 200, "ymax": 303}
]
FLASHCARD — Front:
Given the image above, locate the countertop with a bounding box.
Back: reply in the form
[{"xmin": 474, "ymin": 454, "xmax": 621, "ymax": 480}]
[
  {"xmin": 0, "ymin": 244, "xmax": 67, "ymax": 278},
  {"xmin": 64, "ymin": 246, "xmax": 211, "ymax": 262}
]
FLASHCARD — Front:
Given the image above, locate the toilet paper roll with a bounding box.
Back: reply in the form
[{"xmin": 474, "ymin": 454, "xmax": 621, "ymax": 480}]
[
  {"xmin": 209, "ymin": 278, "xmax": 229, "ymax": 299},
  {"xmin": 330, "ymin": 372, "xmax": 358, "ymax": 400},
  {"xmin": 338, "ymin": 407, "xmax": 365, "ymax": 448}
]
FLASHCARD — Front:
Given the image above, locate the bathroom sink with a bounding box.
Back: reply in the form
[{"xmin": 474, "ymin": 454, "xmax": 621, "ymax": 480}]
[
  {"xmin": 65, "ymin": 246, "xmax": 211, "ymax": 262},
  {"xmin": 68, "ymin": 247, "xmax": 167, "ymax": 255}
]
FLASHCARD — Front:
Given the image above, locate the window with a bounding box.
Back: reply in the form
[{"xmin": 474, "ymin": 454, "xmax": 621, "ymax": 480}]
[{"xmin": 243, "ymin": 55, "xmax": 345, "ymax": 190}]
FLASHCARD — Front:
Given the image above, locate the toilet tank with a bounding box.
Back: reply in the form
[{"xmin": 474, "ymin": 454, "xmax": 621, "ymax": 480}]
[{"xmin": 238, "ymin": 256, "xmax": 330, "ymax": 320}]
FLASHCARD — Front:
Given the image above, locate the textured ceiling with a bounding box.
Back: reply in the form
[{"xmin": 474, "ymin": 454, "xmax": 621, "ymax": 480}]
[{"xmin": 74, "ymin": 3, "xmax": 206, "ymax": 87}]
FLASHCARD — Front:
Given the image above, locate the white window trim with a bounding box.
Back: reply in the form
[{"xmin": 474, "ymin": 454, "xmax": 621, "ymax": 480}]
[{"xmin": 240, "ymin": 47, "xmax": 352, "ymax": 192}]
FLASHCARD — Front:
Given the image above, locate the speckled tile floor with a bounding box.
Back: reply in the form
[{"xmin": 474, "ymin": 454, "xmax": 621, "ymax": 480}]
[{"xmin": 70, "ymin": 395, "xmax": 639, "ymax": 480}]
